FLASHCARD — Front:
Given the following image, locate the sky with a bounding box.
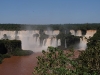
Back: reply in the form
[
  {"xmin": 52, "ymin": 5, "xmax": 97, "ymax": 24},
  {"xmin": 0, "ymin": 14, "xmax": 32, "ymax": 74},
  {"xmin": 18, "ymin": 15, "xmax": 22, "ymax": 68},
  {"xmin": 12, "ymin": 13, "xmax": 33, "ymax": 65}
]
[{"xmin": 0, "ymin": 0, "xmax": 100, "ymax": 24}]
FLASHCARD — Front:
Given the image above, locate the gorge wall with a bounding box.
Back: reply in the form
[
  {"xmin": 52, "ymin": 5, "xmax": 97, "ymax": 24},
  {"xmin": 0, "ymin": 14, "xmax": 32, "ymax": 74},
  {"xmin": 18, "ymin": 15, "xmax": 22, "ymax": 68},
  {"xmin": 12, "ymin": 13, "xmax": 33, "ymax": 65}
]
[
  {"xmin": 70, "ymin": 30, "xmax": 96, "ymax": 50},
  {"xmin": 0, "ymin": 30, "xmax": 97, "ymax": 52},
  {"xmin": 0, "ymin": 30, "xmax": 60, "ymax": 52}
]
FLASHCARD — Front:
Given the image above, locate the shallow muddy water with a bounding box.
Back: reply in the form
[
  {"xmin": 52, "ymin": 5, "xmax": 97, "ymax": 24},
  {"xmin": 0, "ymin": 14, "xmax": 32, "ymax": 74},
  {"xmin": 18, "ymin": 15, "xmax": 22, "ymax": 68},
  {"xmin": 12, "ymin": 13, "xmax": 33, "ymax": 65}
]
[{"xmin": 0, "ymin": 53, "xmax": 42, "ymax": 75}]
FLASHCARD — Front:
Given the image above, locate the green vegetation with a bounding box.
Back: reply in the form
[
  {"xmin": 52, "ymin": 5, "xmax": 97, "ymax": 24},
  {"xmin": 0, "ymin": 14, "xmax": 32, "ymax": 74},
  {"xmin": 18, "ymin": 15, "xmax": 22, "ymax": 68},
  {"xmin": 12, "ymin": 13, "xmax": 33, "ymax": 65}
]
[
  {"xmin": 0, "ymin": 53, "xmax": 11, "ymax": 64},
  {"xmin": 33, "ymin": 47, "xmax": 77, "ymax": 75},
  {"xmin": 39, "ymin": 29, "xmax": 49, "ymax": 46},
  {"xmin": 0, "ymin": 23, "xmax": 99, "ymax": 49},
  {"xmin": 0, "ymin": 40, "xmax": 33, "ymax": 64},
  {"xmin": 12, "ymin": 48, "xmax": 33, "ymax": 56},
  {"xmin": 0, "ymin": 40, "xmax": 21, "ymax": 54},
  {"xmin": 0, "ymin": 49, "xmax": 33, "ymax": 64},
  {"xmin": 0, "ymin": 54, "xmax": 3, "ymax": 64},
  {"xmin": 57, "ymin": 31, "xmax": 80, "ymax": 49},
  {"xmin": 33, "ymin": 33, "xmax": 39, "ymax": 42},
  {"xmin": 65, "ymin": 33, "xmax": 80, "ymax": 48},
  {"xmin": 3, "ymin": 53, "xmax": 11, "ymax": 58},
  {"xmin": 56, "ymin": 30, "xmax": 66, "ymax": 47},
  {"xmin": 77, "ymin": 41, "xmax": 100, "ymax": 74},
  {"xmin": 33, "ymin": 30, "xmax": 100, "ymax": 75},
  {"xmin": 33, "ymin": 46, "xmax": 98, "ymax": 75},
  {"xmin": 87, "ymin": 30, "xmax": 100, "ymax": 48},
  {"xmin": 1, "ymin": 23, "xmax": 100, "ymax": 74},
  {"xmin": 0, "ymin": 23, "xmax": 100, "ymax": 30},
  {"xmin": 76, "ymin": 30, "xmax": 100, "ymax": 74}
]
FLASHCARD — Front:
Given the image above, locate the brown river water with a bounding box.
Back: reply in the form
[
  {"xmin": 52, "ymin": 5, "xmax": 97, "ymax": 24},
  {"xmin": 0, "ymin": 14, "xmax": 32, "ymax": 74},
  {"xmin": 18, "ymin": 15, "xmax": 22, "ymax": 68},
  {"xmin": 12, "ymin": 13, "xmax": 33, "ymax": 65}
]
[
  {"xmin": 0, "ymin": 50, "xmax": 80, "ymax": 75},
  {"xmin": 0, "ymin": 52, "xmax": 42, "ymax": 75}
]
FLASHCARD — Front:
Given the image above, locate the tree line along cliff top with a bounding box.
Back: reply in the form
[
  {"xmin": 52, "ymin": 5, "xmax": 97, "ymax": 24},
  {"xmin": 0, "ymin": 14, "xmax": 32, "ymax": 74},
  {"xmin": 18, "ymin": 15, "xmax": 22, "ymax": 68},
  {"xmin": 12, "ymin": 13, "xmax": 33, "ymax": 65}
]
[{"xmin": 0, "ymin": 23, "xmax": 100, "ymax": 31}]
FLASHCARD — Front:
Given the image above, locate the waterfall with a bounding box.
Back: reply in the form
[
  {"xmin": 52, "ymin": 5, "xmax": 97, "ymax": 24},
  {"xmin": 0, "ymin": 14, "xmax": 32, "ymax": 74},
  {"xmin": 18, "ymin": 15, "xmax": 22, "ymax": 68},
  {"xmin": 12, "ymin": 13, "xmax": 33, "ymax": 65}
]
[
  {"xmin": 58, "ymin": 39, "xmax": 61, "ymax": 46},
  {"xmin": 70, "ymin": 30, "xmax": 75, "ymax": 36},
  {"xmin": 78, "ymin": 37, "xmax": 87, "ymax": 50},
  {"xmin": 70, "ymin": 30, "xmax": 97, "ymax": 50},
  {"xmin": 17, "ymin": 30, "xmax": 60, "ymax": 52},
  {"xmin": 51, "ymin": 37, "xmax": 58, "ymax": 47},
  {"xmin": 65, "ymin": 39, "xmax": 67, "ymax": 48},
  {"xmin": 75, "ymin": 30, "xmax": 82, "ymax": 36},
  {"xmin": 0, "ymin": 30, "xmax": 97, "ymax": 52}
]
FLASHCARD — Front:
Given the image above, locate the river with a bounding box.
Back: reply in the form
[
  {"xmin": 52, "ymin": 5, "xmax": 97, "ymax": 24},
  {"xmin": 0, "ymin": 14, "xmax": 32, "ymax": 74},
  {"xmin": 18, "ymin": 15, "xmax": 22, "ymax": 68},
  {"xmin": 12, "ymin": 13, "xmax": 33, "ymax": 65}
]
[
  {"xmin": 0, "ymin": 52, "xmax": 42, "ymax": 75},
  {"xmin": 0, "ymin": 50, "xmax": 80, "ymax": 75}
]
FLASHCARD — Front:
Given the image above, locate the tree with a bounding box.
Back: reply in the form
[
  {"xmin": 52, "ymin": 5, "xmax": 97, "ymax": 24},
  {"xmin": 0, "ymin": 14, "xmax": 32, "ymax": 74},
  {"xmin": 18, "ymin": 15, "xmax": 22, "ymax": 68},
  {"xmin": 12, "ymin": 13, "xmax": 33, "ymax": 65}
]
[
  {"xmin": 33, "ymin": 33, "xmax": 39, "ymax": 42},
  {"xmin": 56, "ymin": 31, "xmax": 66, "ymax": 47},
  {"xmin": 3, "ymin": 34, "xmax": 8, "ymax": 40},
  {"xmin": 77, "ymin": 40, "xmax": 100, "ymax": 74},
  {"xmin": 65, "ymin": 33, "xmax": 80, "ymax": 48},
  {"xmin": 76, "ymin": 30, "xmax": 100, "ymax": 74},
  {"xmin": 39, "ymin": 30, "xmax": 49, "ymax": 46},
  {"xmin": 33, "ymin": 47, "xmax": 78, "ymax": 75}
]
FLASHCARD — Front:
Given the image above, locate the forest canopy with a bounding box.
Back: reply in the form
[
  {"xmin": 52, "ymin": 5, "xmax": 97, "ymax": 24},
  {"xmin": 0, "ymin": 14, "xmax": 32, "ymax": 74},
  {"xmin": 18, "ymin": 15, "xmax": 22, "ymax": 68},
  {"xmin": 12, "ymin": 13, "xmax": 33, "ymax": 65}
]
[{"xmin": 0, "ymin": 23, "xmax": 100, "ymax": 30}]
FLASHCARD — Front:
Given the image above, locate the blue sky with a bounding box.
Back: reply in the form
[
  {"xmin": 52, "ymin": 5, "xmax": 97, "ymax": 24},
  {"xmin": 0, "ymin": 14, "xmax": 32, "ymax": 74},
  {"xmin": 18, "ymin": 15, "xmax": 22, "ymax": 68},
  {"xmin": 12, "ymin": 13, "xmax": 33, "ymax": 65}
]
[{"xmin": 0, "ymin": 0, "xmax": 100, "ymax": 24}]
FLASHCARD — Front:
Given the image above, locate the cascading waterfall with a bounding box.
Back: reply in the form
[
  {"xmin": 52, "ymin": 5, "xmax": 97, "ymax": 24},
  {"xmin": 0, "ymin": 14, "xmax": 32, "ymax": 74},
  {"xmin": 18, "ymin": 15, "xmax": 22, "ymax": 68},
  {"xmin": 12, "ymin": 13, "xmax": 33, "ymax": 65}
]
[
  {"xmin": 58, "ymin": 39, "xmax": 61, "ymax": 46},
  {"xmin": 75, "ymin": 30, "xmax": 82, "ymax": 36},
  {"xmin": 51, "ymin": 37, "xmax": 58, "ymax": 47},
  {"xmin": 0, "ymin": 30, "xmax": 61, "ymax": 52},
  {"xmin": 70, "ymin": 30, "xmax": 76, "ymax": 36},
  {"xmin": 70, "ymin": 30, "xmax": 97, "ymax": 50},
  {"xmin": 0, "ymin": 30, "xmax": 97, "ymax": 52},
  {"xmin": 78, "ymin": 37, "xmax": 87, "ymax": 50}
]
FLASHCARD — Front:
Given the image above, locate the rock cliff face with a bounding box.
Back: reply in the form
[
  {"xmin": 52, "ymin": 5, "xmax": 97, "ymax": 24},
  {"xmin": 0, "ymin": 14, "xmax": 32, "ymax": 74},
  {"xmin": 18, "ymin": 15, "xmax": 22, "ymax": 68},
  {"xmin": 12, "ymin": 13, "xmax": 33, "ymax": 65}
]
[
  {"xmin": 70, "ymin": 30, "xmax": 96, "ymax": 37},
  {"xmin": 0, "ymin": 30, "xmax": 60, "ymax": 52},
  {"xmin": 85, "ymin": 30, "xmax": 96, "ymax": 38},
  {"xmin": 0, "ymin": 30, "xmax": 97, "ymax": 52},
  {"xmin": 70, "ymin": 30, "xmax": 97, "ymax": 50}
]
